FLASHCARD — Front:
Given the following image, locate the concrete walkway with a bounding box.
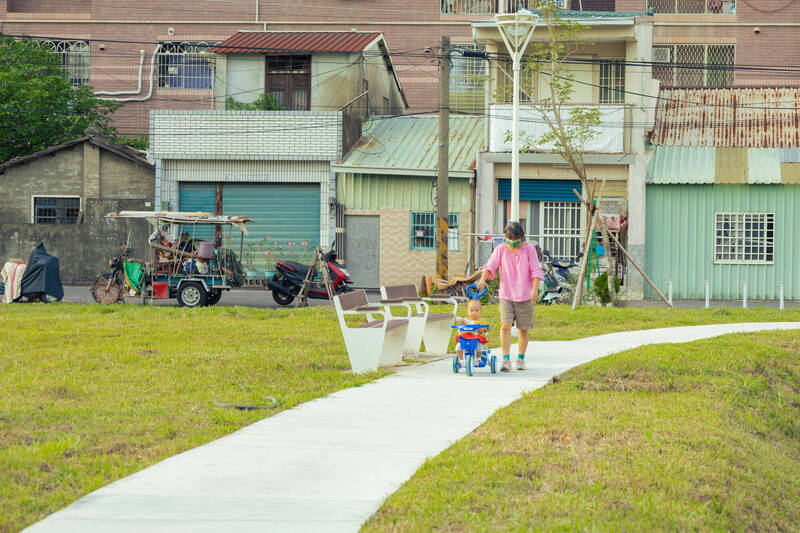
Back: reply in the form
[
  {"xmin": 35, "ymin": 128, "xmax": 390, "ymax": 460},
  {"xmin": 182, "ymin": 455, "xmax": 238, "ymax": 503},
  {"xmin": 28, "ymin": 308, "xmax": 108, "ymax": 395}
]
[{"xmin": 27, "ymin": 322, "xmax": 800, "ymax": 533}]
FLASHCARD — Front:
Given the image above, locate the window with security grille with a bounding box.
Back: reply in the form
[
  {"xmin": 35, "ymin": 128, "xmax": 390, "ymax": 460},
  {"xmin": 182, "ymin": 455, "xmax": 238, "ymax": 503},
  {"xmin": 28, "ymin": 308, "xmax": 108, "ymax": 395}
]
[
  {"xmin": 157, "ymin": 42, "xmax": 214, "ymax": 89},
  {"xmin": 599, "ymin": 60, "xmax": 625, "ymax": 104},
  {"xmin": 36, "ymin": 40, "xmax": 90, "ymax": 86},
  {"xmin": 714, "ymin": 213, "xmax": 775, "ymax": 264},
  {"xmin": 648, "ymin": 0, "xmax": 732, "ymax": 13},
  {"xmin": 540, "ymin": 201, "xmax": 582, "ymax": 260},
  {"xmin": 267, "ymin": 55, "xmax": 311, "ymax": 111},
  {"xmin": 33, "ymin": 197, "xmax": 81, "ymax": 224},
  {"xmin": 451, "ymin": 43, "xmax": 487, "ymax": 114},
  {"xmin": 411, "ymin": 212, "xmax": 460, "ymax": 250},
  {"xmin": 652, "ymin": 44, "xmax": 734, "ymax": 87},
  {"xmin": 497, "ymin": 60, "xmax": 536, "ymax": 104}
]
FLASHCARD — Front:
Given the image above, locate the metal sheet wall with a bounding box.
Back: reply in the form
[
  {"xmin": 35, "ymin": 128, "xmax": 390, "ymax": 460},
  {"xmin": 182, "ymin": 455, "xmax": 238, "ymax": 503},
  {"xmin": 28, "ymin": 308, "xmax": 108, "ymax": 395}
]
[
  {"xmin": 645, "ymin": 184, "xmax": 800, "ymax": 300},
  {"xmin": 337, "ymin": 173, "xmax": 470, "ymax": 212},
  {"xmin": 177, "ymin": 183, "xmax": 216, "ymax": 242}
]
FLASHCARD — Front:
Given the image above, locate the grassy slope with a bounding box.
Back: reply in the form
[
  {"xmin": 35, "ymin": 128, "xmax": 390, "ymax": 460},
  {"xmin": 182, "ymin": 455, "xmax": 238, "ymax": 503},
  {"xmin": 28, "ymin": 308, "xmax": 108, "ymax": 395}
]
[
  {"xmin": 363, "ymin": 330, "xmax": 800, "ymax": 532},
  {"xmin": 1, "ymin": 303, "xmax": 799, "ymax": 532},
  {"xmin": 0, "ymin": 304, "xmax": 385, "ymax": 532}
]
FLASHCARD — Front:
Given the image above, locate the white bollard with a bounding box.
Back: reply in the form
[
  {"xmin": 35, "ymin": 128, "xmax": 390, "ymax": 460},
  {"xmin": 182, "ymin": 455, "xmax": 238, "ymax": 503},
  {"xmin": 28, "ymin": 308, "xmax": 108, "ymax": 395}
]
[
  {"xmin": 742, "ymin": 282, "xmax": 747, "ymax": 309},
  {"xmin": 667, "ymin": 280, "xmax": 673, "ymax": 306},
  {"xmin": 704, "ymin": 280, "xmax": 710, "ymax": 309},
  {"xmin": 779, "ymin": 283, "xmax": 784, "ymax": 310}
]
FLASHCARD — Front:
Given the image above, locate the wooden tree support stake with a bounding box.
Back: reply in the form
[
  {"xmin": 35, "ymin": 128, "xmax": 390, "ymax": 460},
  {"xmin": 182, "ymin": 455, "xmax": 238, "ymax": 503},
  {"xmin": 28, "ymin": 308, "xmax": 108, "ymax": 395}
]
[{"xmin": 295, "ymin": 246, "xmax": 335, "ymax": 308}]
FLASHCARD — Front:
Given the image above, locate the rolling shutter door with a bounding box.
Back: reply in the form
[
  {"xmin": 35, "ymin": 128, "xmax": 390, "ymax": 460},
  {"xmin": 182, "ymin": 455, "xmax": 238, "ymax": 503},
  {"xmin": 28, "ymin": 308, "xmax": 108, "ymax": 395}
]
[
  {"xmin": 178, "ymin": 182, "xmax": 216, "ymax": 242},
  {"xmin": 222, "ymin": 183, "xmax": 320, "ymax": 270},
  {"xmin": 498, "ymin": 179, "xmax": 582, "ymax": 202}
]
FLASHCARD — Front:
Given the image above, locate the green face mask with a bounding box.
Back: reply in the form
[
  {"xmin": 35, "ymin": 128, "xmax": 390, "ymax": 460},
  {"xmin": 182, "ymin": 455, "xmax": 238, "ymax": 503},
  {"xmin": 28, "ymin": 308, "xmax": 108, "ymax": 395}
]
[{"xmin": 506, "ymin": 238, "xmax": 521, "ymax": 247}]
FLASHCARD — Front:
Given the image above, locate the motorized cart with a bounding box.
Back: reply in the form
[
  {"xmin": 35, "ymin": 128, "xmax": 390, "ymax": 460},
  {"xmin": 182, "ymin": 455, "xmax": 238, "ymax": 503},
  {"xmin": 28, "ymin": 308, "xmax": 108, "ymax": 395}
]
[{"xmin": 98, "ymin": 211, "xmax": 250, "ymax": 307}]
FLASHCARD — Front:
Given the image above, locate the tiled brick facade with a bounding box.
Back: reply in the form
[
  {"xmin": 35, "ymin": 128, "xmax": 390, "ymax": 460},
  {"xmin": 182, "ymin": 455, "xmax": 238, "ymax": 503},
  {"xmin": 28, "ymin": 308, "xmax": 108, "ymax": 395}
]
[
  {"xmin": 378, "ymin": 209, "xmax": 471, "ymax": 287},
  {"xmin": 3, "ymin": 1, "xmax": 799, "ymax": 134}
]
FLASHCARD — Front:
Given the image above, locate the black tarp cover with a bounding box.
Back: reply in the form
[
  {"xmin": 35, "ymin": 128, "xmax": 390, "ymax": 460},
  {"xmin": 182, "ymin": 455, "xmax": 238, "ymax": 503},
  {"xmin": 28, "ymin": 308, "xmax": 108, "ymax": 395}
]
[{"xmin": 19, "ymin": 243, "xmax": 64, "ymax": 301}]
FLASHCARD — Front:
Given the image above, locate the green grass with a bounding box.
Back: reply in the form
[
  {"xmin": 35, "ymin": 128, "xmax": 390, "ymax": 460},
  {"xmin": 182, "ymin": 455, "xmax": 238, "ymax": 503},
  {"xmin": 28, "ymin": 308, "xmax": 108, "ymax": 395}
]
[
  {"xmin": 1, "ymin": 303, "xmax": 799, "ymax": 532},
  {"xmin": 0, "ymin": 304, "xmax": 385, "ymax": 533},
  {"xmin": 363, "ymin": 330, "xmax": 800, "ymax": 532}
]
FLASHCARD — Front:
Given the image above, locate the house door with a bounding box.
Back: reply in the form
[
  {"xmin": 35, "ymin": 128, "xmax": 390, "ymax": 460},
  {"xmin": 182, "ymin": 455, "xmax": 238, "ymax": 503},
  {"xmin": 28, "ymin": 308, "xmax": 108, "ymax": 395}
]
[{"xmin": 344, "ymin": 215, "xmax": 379, "ymax": 288}]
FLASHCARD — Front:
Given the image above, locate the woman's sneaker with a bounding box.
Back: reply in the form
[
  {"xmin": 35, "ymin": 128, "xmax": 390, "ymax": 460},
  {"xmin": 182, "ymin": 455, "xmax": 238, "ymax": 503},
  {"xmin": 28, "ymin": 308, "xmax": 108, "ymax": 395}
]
[
  {"xmin": 500, "ymin": 359, "xmax": 513, "ymax": 372},
  {"xmin": 516, "ymin": 358, "xmax": 526, "ymax": 371}
]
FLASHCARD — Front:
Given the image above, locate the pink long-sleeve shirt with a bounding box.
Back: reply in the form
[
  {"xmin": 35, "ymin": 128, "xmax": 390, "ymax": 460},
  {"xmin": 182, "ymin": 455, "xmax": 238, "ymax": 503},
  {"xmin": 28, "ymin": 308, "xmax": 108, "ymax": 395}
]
[{"xmin": 483, "ymin": 242, "xmax": 544, "ymax": 302}]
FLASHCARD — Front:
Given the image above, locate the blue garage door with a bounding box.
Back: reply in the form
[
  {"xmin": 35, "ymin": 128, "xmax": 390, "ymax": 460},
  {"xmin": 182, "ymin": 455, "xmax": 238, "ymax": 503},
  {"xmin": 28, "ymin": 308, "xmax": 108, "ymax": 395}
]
[
  {"xmin": 222, "ymin": 183, "xmax": 320, "ymax": 270},
  {"xmin": 178, "ymin": 182, "xmax": 216, "ymax": 242},
  {"xmin": 498, "ymin": 179, "xmax": 583, "ymax": 201}
]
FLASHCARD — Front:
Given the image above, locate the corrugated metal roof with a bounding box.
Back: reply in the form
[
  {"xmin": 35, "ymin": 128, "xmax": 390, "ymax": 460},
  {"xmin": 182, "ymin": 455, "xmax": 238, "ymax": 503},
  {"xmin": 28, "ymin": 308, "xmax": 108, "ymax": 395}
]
[
  {"xmin": 335, "ymin": 116, "xmax": 485, "ymax": 177},
  {"xmin": 651, "ymin": 87, "xmax": 800, "ymax": 148},
  {"xmin": 747, "ymin": 148, "xmax": 782, "ymax": 184},
  {"xmin": 212, "ymin": 31, "xmax": 382, "ymax": 54},
  {"xmin": 647, "ymin": 146, "xmax": 716, "ymax": 184},
  {"xmin": 780, "ymin": 147, "xmax": 800, "ymax": 162}
]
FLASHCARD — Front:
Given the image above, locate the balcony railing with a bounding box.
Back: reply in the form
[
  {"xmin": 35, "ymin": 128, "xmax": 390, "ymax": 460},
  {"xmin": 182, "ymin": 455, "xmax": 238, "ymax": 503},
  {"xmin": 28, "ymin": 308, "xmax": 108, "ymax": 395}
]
[
  {"xmin": 648, "ymin": 0, "xmax": 735, "ymax": 14},
  {"xmin": 488, "ymin": 103, "xmax": 627, "ymax": 154},
  {"xmin": 441, "ymin": 0, "xmax": 558, "ymax": 15}
]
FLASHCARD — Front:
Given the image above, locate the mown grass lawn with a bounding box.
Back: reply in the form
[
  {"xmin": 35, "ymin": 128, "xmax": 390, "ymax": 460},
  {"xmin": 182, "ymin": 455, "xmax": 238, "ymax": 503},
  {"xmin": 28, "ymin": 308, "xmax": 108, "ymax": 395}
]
[
  {"xmin": 363, "ymin": 330, "xmax": 800, "ymax": 532},
  {"xmin": 1, "ymin": 303, "xmax": 799, "ymax": 532}
]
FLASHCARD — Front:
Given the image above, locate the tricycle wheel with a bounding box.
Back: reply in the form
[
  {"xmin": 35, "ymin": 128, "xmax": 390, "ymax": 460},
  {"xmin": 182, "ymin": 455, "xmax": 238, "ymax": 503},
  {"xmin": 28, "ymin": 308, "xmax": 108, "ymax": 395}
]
[
  {"xmin": 466, "ymin": 354, "xmax": 474, "ymax": 377},
  {"xmin": 272, "ymin": 288, "xmax": 294, "ymax": 306},
  {"xmin": 452, "ymin": 356, "xmax": 460, "ymax": 374},
  {"xmin": 177, "ymin": 281, "xmax": 207, "ymax": 308},
  {"xmin": 91, "ymin": 275, "xmax": 123, "ymax": 304},
  {"xmin": 206, "ymin": 290, "xmax": 222, "ymax": 306},
  {"xmin": 490, "ymin": 355, "xmax": 497, "ymax": 374}
]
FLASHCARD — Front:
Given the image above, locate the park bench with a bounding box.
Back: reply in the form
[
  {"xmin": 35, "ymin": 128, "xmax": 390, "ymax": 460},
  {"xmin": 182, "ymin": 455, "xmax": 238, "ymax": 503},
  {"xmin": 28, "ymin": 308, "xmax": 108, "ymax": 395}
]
[
  {"xmin": 380, "ymin": 284, "xmax": 462, "ymax": 355},
  {"xmin": 333, "ymin": 290, "xmax": 409, "ymax": 373}
]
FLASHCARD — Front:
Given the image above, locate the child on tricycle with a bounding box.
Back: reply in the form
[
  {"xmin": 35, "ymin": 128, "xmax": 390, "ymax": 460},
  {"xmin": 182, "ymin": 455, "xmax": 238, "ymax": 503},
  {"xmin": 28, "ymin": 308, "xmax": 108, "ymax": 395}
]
[{"xmin": 451, "ymin": 286, "xmax": 497, "ymax": 376}]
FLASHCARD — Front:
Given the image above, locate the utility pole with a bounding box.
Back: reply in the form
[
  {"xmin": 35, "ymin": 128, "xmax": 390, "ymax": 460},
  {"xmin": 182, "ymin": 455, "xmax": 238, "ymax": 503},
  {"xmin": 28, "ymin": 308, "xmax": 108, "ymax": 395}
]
[{"xmin": 436, "ymin": 35, "xmax": 450, "ymax": 281}]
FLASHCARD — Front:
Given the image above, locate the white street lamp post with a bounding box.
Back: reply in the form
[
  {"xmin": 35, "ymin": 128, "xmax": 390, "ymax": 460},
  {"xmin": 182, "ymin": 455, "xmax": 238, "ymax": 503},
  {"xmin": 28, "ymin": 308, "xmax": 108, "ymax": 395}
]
[{"xmin": 496, "ymin": 10, "xmax": 538, "ymax": 223}]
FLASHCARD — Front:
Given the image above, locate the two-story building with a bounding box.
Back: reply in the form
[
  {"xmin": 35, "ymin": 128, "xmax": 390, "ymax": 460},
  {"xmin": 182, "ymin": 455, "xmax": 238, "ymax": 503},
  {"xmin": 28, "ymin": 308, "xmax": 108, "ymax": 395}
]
[
  {"xmin": 472, "ymin": 10, "xmax": 657, "ymax": 300},
  {"xmin": 150, "ymin": 31, "xmax": 407, "ymax": 273}
]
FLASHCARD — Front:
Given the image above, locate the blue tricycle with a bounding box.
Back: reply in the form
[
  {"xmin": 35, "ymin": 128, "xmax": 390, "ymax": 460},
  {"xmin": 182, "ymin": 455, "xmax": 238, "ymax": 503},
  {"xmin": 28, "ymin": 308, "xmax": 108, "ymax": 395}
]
[
  {"xmin": 451, "ymin": 323, "xmax": 496, "ymax": 376},
  {"xmin": 451, "ymin": 283, "xmax": 496, "ymax": 376}
]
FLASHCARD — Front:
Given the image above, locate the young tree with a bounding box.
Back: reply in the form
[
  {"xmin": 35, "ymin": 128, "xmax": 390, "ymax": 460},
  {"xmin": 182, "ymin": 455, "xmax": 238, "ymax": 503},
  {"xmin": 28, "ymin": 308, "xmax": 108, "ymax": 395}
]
[
  {"xmin": 0, "ymin": 34, "xmax": 120, "ymax": 163},
  {"xmin": 514, "ymin": 1, "xmax": 617, "ymax": 307}
]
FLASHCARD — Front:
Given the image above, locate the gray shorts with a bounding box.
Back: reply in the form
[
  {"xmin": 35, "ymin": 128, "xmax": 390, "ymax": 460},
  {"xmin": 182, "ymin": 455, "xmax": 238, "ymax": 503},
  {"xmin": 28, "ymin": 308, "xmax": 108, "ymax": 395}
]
[{"xmin": 499, "ymin": 299, "xmax": 534, "ymax": 330}]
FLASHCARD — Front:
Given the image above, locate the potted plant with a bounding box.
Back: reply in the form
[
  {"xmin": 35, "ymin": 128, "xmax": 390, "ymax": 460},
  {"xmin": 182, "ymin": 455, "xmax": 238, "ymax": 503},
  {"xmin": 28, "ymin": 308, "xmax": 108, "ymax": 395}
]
[
  {"xmin": 243, "ymin": 243, "xmax": 258, "ymax": 278},
  {"xmin": 262, "ymin": 235, "xmax": 277, "ymax": 279}
]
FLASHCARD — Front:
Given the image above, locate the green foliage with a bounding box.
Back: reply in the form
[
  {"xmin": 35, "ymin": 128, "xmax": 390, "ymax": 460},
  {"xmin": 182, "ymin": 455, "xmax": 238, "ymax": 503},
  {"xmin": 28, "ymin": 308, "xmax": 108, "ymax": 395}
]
[
  {"xmin": 225, "ymin": 93, "xmax": 285, "ymax": 111},
  {"xmin": 593, "ymin": 270, "xmax": 621, "ymax": 304},
  {"xmin": 115, "ymin": 134, "xmax": 149, "ymax": 151},
  {"xmin": 0, "ymin": 34, "xmax": 121, "ymax": 163}
]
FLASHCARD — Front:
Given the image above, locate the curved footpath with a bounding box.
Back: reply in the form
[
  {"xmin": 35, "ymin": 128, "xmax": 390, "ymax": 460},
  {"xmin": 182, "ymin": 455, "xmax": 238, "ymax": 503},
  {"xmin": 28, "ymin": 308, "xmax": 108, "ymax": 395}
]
[{"xmin": 27, "ymin": 322, "xmax": 800, "ymax": 533}]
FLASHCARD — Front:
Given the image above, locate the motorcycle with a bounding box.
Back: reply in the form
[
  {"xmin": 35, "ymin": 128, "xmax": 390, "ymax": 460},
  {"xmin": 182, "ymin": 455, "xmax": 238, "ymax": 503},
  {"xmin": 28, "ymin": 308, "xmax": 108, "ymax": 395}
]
[
  {"xmin": 540, "ymin": 250, "xmax": 582, "ymax": 305},
  {"xmin": 267, "ymin": 247, "xmax": 353, "ymax": 306},
  {"xmin": 91, "ymin": 245, "xmax": 132, "ymax": 303}
]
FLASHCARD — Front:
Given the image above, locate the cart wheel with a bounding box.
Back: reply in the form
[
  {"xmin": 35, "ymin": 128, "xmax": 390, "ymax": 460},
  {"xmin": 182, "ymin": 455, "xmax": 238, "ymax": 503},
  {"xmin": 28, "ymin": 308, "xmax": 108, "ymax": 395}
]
[
  {"xmin": 177, "ymin": 281, "xmax": 207, "ymax": 308},
  {"xmin": 452, "ymin": 356, "xmax": 460, "ymax": 374},
  {"xmin": 91, "ymin": 275, "xmax": 123, "ymax": 304},
  {"xmin": 206, "ymin": 290, "xmax": 222, "ymax": 306},
  {"xmin": 490, "ymin": 355, "xmax": 497, "ymax": 374},
  {"xmin": 466, "ymin": 354, "xmax": 474, "ymax": 377}
]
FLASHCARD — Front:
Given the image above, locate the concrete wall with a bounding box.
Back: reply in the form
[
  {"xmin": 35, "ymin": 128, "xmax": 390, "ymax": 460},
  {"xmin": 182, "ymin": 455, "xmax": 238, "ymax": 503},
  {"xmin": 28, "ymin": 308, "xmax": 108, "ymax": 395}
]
[{"xmin": 0, "ymin": 198, "xmax": 151, "ymax": 284}]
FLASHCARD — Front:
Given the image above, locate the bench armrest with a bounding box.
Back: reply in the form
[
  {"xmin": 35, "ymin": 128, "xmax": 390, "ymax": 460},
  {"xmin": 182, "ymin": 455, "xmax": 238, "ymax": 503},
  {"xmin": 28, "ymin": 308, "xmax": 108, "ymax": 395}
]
[
  {"xmin": 355, "ymin": 305, "xmax": 380, "ymax": 312},
  {"xmin": 379, "ymin": 299, "xmax": 404, "ymax": 304}
]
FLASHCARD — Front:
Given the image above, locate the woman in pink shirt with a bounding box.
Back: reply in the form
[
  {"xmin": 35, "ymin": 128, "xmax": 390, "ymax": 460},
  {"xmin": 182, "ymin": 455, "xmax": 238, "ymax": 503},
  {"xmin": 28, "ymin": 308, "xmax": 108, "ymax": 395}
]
[{"xmin": 476, "ymin": 222, "xmax": 544, "ymax": 371}]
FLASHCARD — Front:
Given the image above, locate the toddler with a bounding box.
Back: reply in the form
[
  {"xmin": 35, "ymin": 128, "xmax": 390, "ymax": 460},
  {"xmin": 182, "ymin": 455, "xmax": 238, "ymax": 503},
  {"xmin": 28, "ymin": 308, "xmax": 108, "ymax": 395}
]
[{"xmin": 455, "ymin": 299, "xmax": 488, "ymax": 364}]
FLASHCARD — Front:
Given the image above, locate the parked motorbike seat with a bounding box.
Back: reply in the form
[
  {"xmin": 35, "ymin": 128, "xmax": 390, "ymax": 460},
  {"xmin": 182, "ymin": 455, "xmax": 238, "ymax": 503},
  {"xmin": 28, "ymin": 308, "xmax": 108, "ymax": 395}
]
[
  {"xmin": 552, "ymin": 259, "xmax": 572, "ymax": 268},
  {"xmin": 279, "ymin": 260, "xmax": 314, "ymax": 277}
]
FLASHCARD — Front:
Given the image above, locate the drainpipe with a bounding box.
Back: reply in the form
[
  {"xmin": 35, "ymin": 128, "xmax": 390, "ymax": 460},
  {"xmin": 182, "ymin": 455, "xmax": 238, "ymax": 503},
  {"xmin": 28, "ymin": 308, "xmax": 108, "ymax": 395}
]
[
  {"xmin": 94, "ymin": 49, "xmax": 145, "ymax": 96},
  {"xmin": 98, "ymin": 44, "xmax": 162, "ymax": 102}
]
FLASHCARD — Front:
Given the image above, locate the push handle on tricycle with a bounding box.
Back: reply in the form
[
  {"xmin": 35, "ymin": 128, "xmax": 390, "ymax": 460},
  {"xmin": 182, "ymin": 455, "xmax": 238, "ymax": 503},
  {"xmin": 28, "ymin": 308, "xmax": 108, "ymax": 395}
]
[{"xmin": 465, "ymin": 283, "xmax": 488, "ymax": 300}]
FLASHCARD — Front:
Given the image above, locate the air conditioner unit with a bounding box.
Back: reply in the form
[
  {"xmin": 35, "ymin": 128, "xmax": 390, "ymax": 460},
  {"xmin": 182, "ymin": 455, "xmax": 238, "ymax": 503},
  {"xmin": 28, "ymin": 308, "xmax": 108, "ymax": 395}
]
[{"xmin": 652, "ymin": 47, "xmax": 671, "ymax": 63}]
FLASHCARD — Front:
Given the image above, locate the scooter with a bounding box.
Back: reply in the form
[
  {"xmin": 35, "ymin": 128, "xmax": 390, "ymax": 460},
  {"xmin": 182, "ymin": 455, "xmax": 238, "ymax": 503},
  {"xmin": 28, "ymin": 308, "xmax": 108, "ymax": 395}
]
[
  {"xmin": 267, "ymin": 247, "xmax": 353, "ymax": 306},
  {"xmin": 540, "ymin": 250, "xmax": 582, "ymax": 305}
]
